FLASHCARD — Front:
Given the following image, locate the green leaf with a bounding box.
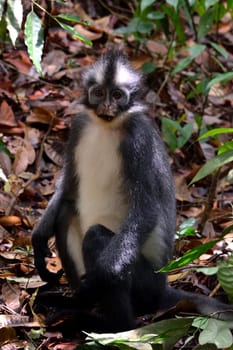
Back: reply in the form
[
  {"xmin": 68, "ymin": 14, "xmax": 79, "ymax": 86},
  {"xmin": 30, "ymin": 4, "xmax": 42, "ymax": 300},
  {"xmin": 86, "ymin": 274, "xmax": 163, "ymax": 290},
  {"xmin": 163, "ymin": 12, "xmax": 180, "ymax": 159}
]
[
  {"xmin": 199, "ymin": 127, "xmax": 233, "ymax": 140},
  {"xmin": 24, "ymin": 11, "xmax": 44, "ymax": 75},
  {"xmin": 192, "ymin": 316, "xmax": 209, "ymax": 329},
  {"xmin": 172, "ymin": 57, "xmax": 193, "ymax": 75},
  {"xmin": 166, "ymin": 0, "xmax": 179, "ymax": 11},
  {"xmin": 140, "ymin": 0, "xmax": 155, "ymax": 13},
  {"xmin": 29, "ymin": 328, "xmax": 45, "ymax": 340},
  {"xmin": 223, "ymin": 224, "xmax": 233, "ymax": 236},
  {"xmin": 171, "ymin": 11, "xmax": 185, "ymax": 43},
  {"xmin": 206, "ymin": 72, "xmax": 233, "ymax": 91},
  {"xmin": 227, "ymin": 0, "xmax": 233, "ymax": 9},
  {"xmin": 0, "ymin": 0, "xmax": 5, "ymax": 20},
  {"xmin": 115, "ymin": 18, "xmax": 140, "ymax": 35},
  {"xmin": 177, "ymin": 122, "xmax": 194, "ymax": 148},
  {"xmin": 86, "ymin": 317, "xmax": 193, "ymax": 349},
  {"xmin": 141, "ymin": 61, "xmax": 156, "ymax": 74},
  {"xmin": 218, "ymin": 141, "xmax": 233, "ymax": 155},
  {"xmin": 55, "ymin": 14, "xmax": 90, "ymax": 26},
  {"xmin": 195, "ymin": 266, "xmax": 219, "ymax": 275},
  {"xmin": 198, "ymin": 318, "xmax": 233, "ymax": 348},
  {"xmin": 137, "ymin": 21, "xmax": 154, "ymax": 34},
  {"xmin": 172, "ymin": 44, "xmax": 206, "ymax": 74},
  {"xmin": 205, "ymin": 0, "xmax": 219, "ymax": 8},
  {"xmin": 198, "ymin": 8, "xmax": 214, "ymax": 38},
  {"xmin": 189, "ymin": 43, "xmax": 206, "ymax": 57},
  {"xmin": 6, "ymin": 0, "xmax": 23, "ymax": 45},
  {"xmin": 210, "ymin": 42, "xmax": 228, "ymax": 59},
  {"xmin": 162, "ymin": 117, "xmax": 179, "ymax": 151},
  {"xmin": 161, "ymin": 239, "xmax": 219, "ymax": 272},
  {"xmin": 217, "ymin": 255, "xmax": 233, "ymax": 302},
  {"xmin": 55, "ymin": 14, "xmax": 81, "ymax": 22},
  {"xmin": 0, "ymin": 137, "xmax": 11, "ymax": 157},
  {"xmin": 57, "ymin": 21, "xmax": 92, "ymax": 46},
  {"xmin": 177, "ymin": 217, "xmax": 197, "ymax": 237},
  {"xmin": 179, "ymin": 217, "xmax": 196, "ymax": 228},
  {"xmin": 190, "ymin": 150, "xmax": 233, "ymax": 184},
  {"xmin": 0, "ymin": 15, "xmax": 7, "ymax": 42},
  {"xmin": 147, "ymin": 11, "xmax": 165, "ymax": 20}
]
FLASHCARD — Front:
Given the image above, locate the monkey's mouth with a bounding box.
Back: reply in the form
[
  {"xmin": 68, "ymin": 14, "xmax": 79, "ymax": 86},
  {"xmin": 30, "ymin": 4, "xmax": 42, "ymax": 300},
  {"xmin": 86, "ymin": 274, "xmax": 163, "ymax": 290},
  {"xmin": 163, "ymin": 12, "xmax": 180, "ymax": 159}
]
[{"xmin": 98, "ymin": 114, "xmax": 114, "ymax": 122}]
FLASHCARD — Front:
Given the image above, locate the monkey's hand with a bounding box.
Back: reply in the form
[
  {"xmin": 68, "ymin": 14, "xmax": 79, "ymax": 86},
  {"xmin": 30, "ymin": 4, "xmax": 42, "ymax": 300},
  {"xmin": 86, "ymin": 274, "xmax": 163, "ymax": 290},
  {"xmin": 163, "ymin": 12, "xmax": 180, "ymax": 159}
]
[{"xmin": 32, "ymin": 233, "xmax": 63, "ymax": 284}]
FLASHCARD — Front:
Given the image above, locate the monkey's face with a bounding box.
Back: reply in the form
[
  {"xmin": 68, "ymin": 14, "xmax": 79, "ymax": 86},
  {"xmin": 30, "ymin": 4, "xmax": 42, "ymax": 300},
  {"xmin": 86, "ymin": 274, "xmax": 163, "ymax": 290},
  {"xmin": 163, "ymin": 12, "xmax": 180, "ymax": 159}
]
[
  {"xmin": 82, "ymin": 50, "xmax": 143, "ymax": 125},
  {"xmin": 88, "ymin": 84, "xmax": 129, "ymax": 122}
]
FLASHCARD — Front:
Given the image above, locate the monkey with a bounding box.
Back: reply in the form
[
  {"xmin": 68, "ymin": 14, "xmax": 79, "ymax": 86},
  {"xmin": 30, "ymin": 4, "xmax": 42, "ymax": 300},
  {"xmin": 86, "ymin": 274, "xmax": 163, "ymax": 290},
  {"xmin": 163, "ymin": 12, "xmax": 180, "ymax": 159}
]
[{"xmin": 32, "ymin": 50, "xmax": 233, "ymax": 333}]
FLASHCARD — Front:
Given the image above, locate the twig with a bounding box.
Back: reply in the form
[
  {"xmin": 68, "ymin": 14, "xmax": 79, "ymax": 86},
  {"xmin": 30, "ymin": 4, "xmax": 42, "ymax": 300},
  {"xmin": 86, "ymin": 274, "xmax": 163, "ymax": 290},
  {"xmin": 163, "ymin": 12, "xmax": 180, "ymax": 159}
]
[
  {"xmin": 198, "ymin": 168, "xmax": 221, "ymax": 234},
  {"xmin": 209, "ymin": 282, "xmax": 220, "ymax": 297}
]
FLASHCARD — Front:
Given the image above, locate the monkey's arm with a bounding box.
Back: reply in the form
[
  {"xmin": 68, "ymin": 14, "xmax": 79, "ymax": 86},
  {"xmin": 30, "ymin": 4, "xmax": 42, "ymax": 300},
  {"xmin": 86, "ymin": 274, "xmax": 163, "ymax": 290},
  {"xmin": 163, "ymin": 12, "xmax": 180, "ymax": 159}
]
[{"xmin": 32, "ymin": 188, "xmax": 64, "ymax": 282}]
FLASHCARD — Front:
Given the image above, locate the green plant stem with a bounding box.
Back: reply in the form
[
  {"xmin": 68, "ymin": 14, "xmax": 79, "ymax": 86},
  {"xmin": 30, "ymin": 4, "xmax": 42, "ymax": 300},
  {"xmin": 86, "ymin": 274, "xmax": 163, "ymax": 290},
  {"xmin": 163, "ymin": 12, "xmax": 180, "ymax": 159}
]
[
  {"xmin": 32, "ymin": 0, "xmax": 50, "ymax": 17},
  {"xmin": 184, "ymin": 0, "xmax": 198, "ymax": 42},
  {"xmin": 210, "ymin": 53, "xmax": 227, "ymax": 73},
  {"xmin": 198, "ymin": 168, "xmax": 221, "ymax": 234}
]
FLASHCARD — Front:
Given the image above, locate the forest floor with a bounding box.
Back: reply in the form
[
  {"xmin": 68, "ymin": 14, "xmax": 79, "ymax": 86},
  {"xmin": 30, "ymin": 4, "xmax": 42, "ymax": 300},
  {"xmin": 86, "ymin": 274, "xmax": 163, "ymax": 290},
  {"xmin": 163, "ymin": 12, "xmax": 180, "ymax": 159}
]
[{"xmin": 0, "ymin": 1, "xmax": 233, "ymax": 349}]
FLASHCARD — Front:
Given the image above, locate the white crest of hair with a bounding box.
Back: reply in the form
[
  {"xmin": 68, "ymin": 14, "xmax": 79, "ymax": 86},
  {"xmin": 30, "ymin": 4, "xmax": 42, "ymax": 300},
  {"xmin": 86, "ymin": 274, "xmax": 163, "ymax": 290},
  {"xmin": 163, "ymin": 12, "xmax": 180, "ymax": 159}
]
[
  {"xmin": 115, "ymin": 61, "xmax": 140, "ymax": 87},
  {"xmin": 83, "ymin": 58, "xmax": 107, "ymax": 85}
]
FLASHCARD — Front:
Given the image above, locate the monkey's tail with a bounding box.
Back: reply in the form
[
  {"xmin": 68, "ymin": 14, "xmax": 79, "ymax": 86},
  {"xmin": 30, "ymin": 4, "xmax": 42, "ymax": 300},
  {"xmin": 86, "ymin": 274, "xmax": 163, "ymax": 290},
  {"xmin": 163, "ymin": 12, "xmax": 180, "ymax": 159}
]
[{"xmin": 162, "ymin": 286, "xmax": 233, "ymax": 321}]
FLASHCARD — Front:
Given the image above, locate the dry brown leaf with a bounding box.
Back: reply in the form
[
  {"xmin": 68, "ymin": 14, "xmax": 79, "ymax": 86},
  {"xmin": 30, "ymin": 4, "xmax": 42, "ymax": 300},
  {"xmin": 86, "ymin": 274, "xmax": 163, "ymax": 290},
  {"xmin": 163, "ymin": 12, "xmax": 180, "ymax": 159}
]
[
  {"xmin": 218, "ymin": 22, "xmax": 233, "ymax": 33},
  {"xmin": 12, "ymin": 146, "xmax": 29, "ymax": 175},
  {"xmin": 0, "ymin": 152, "xmax": 12, "ymax": 177},
  {"xmin": 0, "ymin": 326, "xmax": 17, "ymax": 345},
  {"xmin": 53, "ymin": 343, "xmax": 79, "ymax": 350},
  {"xmin": 3, "ymin": 50, "xmax": 32, "ymax": 74},
  {"xmin": 0, "ymin": 314, "xmax": 35, "ymax": 328},
  {"xmin": 174, "ymin": 175, "xmax": 191, "ymax": 202},
  {"xmin": 146, "ymin": 40, "xmax": 168, "ymax": 56},
  {"xmin": 27, "ymin": 106, "xmax": 58, "ymax": 125},
  {"xmin": 168, "ymin": 271, "xmax": 189, "ymax": 283},
  {"xmin": 94, "ymin": 16, "xmax": 112, "ymax": 31},
  {"xmin": 132, "ymin": 54, "xmax": 154, "ymax": 69},
  {"xmin": 74, "ymin": 24, "xmax": 103, "ymax": 41},
  {"xmin": 2, "ymin": 282, "xmax": 21, "ymax": 311},
  {"xmin": 19, "ymin": 263, "xmax": 34, "ymax": 275},
  {"xmin": 0, "ymin": 193, "xmax": 12, "ymax": 211},
  {"xmin": 0, "ymin": 101, "xmax": 17, "ymax": 127},
  {"xmin": 44, "ymin": 142, "xmax": 64, "ymax": 167},
  {"xmin": 0, "ymin": 251, "xmax": 24, "ymax": 260},
  {"xmin": 0, "ymin": 216, "xmax": 21, "ymax": 227},
  {"xmin": 0, "ymin": 225, "xmax": 10, "ymax": 239},
  {"xmin": 24, "ymin": 125, "xmax": 41, "ymax": 148},
  {"xmin": 23, "ymin": 139, "xmax": 36, "ymax": 165},
  {"xmin": 42, "ymin": 50, "xmax": 66, "ymax": 76}
]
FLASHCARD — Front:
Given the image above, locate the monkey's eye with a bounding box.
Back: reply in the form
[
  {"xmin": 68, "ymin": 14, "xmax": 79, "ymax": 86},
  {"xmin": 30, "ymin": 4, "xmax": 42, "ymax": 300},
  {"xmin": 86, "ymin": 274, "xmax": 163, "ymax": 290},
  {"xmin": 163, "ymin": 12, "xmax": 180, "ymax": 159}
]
[
  {"xmin": 93, "ymin": 87, "xmax": 105, "ymax": 98},
  {"xmin": 112, "ymin": 89, "xmax": 124, "ymax": 100}
]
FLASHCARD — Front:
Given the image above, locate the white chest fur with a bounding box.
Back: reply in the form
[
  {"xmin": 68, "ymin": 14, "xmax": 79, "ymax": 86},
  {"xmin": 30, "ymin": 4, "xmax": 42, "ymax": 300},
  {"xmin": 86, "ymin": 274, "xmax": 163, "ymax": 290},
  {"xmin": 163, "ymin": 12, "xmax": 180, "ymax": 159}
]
[{"xmin": 75, "ymin": 122, "xmax": 128, "ymax": 235}]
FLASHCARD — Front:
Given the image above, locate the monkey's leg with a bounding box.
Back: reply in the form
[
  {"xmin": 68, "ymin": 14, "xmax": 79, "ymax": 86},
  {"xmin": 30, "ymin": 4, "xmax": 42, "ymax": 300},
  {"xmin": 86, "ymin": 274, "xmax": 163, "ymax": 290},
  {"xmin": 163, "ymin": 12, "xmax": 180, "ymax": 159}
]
[{"xmin": 79, "ymin": 224, "xmax": 136, "ymax": 332}]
